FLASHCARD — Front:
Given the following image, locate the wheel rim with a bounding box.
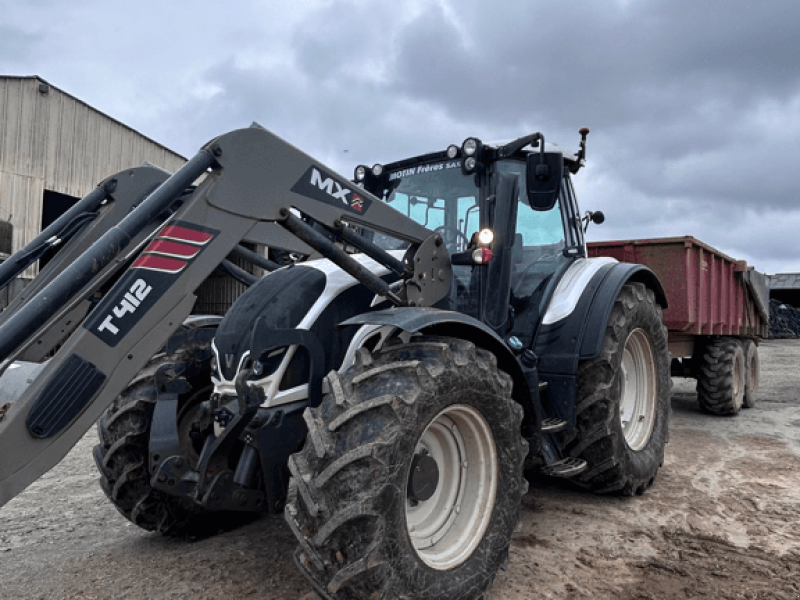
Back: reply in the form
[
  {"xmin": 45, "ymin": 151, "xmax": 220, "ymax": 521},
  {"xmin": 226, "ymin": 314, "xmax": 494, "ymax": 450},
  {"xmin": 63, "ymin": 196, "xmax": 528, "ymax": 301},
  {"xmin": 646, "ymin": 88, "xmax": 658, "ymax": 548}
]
[
  {"xmin": 619, "ymin": 328, "xmax": 657, "ymax": 451},
  {"xmin": 747, "ymin": 349, "xmax": 758, "ymax": 396},
  {"xmin": 405, "ymin": 404, "xmax": 498, "ymax": 570},
  {"xmin": 733, "ymin": 349, "xmax": 745, "ymax": 408}
]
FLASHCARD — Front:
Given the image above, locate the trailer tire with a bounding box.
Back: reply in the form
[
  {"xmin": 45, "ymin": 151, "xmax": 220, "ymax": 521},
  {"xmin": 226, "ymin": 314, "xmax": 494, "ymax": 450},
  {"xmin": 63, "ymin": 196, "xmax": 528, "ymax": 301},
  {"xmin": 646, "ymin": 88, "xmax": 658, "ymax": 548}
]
[
  {"xmin": 94, "ymin": 339, "xmax": 214, "ymax": 534},
  {"xmin": 285, "ymin": 336, "xmax": 527, "ymax": 600},
  {"xmin": 742, "ymin": 339, "xmax": 759, "ymax": 409},
  {"xmin": 696, "ymin": 338, "xmax": 746, "ymax": 415},
  {"xmin": 567, "ymin": 282, "xmax": 671, "ymax": 495}
]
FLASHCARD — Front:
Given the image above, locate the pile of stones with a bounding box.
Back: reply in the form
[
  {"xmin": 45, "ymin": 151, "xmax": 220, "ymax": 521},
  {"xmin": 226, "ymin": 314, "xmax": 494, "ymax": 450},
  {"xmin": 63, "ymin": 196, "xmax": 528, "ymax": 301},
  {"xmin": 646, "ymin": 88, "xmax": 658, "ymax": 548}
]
[{"xmin": 769, "ymin": 299, "xmax": 800, "ymax": 338}]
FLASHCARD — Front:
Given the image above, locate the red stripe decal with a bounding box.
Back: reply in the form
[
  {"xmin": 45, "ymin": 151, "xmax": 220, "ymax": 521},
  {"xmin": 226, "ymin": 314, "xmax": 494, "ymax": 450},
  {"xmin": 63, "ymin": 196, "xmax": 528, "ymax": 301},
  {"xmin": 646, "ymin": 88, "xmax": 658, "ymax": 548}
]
[
  {"xmin": 133, "ymin": 255, "xmax": 187, "ymax": 273},
  {"xmin": 159, "ymin": 225, "xmax": 213, "ymax": 245},
  {"xmin": 145, "ymin": 240, "xmax": 202, "ymax": 259}
]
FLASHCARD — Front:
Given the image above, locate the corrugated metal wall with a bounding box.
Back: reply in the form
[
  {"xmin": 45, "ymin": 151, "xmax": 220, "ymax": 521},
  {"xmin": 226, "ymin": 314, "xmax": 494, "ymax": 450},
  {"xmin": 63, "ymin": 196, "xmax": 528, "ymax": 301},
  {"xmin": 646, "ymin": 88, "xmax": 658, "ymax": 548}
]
[{"xmin": 0, "ymin": 76, "xmax": 186, "ymax": 277}]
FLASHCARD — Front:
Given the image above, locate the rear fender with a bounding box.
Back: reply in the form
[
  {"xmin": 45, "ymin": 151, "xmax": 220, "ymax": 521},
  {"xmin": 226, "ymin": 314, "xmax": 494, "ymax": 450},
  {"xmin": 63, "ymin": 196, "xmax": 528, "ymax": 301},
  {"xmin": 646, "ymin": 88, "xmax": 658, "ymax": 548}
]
[
  {"xmin": 578, "ymin": 264, "xmax": 667, "ymax": 360},
  {"xmin": 533, "ymin": 261, "xmax": 667, "ymax": 438},
  {"xmin": 535, "ymin": 261, "xmax": 667, "ymax": 373}
]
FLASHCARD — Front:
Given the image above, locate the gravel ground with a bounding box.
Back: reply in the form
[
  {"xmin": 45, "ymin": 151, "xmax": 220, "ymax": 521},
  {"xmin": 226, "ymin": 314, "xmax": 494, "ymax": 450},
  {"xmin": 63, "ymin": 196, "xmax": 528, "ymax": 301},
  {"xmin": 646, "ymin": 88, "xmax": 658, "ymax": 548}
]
[{"xmin": 1, "ymin": 339, "xmax": 798, "ymax": 600}]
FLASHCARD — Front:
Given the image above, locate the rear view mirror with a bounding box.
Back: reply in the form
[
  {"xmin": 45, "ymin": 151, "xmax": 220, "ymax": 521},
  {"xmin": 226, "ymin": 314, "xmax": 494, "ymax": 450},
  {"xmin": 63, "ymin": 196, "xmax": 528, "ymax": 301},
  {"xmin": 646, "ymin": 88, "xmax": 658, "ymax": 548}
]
[{"xmin": 526, "ymin": 150, "xmax": 562, "ymax": 211}]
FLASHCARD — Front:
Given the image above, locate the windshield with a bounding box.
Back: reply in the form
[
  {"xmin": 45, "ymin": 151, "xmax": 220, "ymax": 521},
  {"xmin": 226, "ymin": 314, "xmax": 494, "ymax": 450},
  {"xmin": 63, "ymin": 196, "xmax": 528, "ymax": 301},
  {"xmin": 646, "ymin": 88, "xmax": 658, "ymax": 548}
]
[
  {"xmin": 376, "ymin": 160, "xmax": 478, "ymax": 253},
  {"xmin": 370, "ymin": 156, "xmax": 572, "ymax": 322}
]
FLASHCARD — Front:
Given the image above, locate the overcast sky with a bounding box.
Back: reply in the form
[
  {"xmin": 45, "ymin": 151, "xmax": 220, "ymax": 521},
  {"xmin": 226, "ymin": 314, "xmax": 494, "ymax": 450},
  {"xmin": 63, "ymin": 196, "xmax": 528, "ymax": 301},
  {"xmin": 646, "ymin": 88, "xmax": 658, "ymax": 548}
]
[{"xmin": 2, "ymin": 0, "xmax": 798, "ymax": 273}]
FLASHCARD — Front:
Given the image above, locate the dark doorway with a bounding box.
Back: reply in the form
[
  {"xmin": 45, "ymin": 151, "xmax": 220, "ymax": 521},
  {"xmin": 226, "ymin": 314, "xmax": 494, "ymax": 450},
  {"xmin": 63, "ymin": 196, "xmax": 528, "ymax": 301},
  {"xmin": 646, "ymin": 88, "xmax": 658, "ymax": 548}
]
[{"xmin": 40, "ymin": 189, "xmax": 79, "ymax": 268}]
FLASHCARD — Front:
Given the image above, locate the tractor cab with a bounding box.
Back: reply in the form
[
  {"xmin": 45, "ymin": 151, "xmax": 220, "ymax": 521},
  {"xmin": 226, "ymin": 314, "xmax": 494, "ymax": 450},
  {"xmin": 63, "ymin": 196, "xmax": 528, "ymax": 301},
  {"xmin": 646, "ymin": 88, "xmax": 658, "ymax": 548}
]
[{"xmin": 357, "ymin": 131, "xmax": 589, "ymax": 341}]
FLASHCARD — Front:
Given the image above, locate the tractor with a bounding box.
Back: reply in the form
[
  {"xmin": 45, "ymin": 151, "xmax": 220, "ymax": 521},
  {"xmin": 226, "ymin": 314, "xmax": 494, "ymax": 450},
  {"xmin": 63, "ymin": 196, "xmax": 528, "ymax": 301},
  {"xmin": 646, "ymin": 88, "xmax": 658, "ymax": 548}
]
[{"xmin": 0, "ymin": 125, "xmax": 670, "ymax": 600}]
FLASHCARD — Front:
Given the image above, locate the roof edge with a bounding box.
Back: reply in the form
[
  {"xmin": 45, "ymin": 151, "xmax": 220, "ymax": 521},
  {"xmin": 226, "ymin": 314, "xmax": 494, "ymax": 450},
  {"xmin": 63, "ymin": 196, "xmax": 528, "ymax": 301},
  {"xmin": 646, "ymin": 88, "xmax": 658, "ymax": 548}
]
[{"xmin": 1, "ymin": 75, "xmax": 187, "ymax": 162}]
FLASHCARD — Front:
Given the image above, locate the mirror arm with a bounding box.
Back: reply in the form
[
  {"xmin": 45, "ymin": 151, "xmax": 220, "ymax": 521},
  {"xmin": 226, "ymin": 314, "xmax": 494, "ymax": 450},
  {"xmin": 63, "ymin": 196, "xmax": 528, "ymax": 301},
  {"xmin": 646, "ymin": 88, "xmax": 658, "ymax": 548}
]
[{"xmin": 500, "ymin": 132, "xmax": 544, "ymax": 158}]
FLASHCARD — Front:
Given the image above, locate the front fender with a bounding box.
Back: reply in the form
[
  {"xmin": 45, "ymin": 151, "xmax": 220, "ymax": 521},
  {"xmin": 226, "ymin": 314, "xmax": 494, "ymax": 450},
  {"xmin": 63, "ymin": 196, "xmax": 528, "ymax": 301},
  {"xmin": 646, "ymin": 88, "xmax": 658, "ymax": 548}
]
[{"xmin": 341, "ymin": 308, "xmax": 537, "ymax": 433}]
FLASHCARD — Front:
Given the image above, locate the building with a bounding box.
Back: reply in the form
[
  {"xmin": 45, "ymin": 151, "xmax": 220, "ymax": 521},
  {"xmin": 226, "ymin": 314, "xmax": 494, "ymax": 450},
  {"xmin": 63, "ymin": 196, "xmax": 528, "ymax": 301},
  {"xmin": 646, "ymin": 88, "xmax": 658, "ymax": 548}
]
[
  {"xmin": 0, "ymin": 75, "xmax": 187, "ymax": 290},
  {"xmin": 766, "ymin": 273, "xmax": 800, "ymax": 308},
  {"xmin": 0, "ymin": 75, "xmax": 259, "ymax": 314}
]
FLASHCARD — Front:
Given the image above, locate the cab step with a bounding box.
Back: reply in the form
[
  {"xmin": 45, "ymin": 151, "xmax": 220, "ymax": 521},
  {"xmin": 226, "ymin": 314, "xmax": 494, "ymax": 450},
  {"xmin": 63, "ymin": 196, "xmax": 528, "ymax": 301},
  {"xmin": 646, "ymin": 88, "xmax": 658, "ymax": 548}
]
[
  {"xmin": 541, "ymin": 457, "xmax": 588, "ymax": 478},
  {"xmin": 540, "ymin": 417, "xmax": 567, "ymax": 434}
]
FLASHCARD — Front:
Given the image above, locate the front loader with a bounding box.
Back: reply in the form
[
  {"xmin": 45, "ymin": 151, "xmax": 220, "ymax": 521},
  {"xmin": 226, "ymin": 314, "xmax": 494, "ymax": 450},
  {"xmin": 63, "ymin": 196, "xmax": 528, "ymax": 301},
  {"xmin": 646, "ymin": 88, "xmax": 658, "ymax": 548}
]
[{"xmin": 0, "ymin": 124, "xmax": 671, "ymax": 600}]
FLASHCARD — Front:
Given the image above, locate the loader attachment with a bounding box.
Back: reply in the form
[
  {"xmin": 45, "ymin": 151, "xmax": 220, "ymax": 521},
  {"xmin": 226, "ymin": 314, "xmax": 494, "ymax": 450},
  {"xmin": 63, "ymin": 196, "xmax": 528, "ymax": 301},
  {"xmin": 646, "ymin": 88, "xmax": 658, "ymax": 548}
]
[
  {"xmin": 0, "ymin": 165, "xmax": 174, "ymax": 362},
  {"xmin": 0, "ymin": 125, "xmax": 450, "ymax": 509}
]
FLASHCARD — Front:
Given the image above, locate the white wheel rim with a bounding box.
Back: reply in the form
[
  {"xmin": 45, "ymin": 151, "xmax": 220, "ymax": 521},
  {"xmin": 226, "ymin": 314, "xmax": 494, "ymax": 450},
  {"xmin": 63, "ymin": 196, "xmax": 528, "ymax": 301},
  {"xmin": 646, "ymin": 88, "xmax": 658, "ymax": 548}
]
[
  {"xmin": 619, "ymin": 328, "xmax": 657, "ymax": 451},
  {"xmin": 405, "ymin": 404, "xmax": 498, "ymax": 570}
]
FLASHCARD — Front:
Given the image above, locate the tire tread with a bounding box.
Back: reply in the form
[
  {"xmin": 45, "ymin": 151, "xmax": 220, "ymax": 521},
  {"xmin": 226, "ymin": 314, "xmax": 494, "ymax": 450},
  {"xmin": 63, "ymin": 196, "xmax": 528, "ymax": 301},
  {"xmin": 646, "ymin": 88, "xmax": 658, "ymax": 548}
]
[{"xmin": 566, "ymin": 282, "xmax": 671, "ymax": 496}]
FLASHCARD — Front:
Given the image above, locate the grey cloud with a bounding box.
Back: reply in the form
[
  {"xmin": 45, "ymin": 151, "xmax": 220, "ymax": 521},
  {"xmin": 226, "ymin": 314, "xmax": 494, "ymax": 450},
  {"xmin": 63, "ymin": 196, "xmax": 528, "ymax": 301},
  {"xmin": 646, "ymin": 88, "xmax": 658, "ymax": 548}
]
[
  {"xmin": 390, "ymin": 1, "xmax": 800, "ymax": 126},
  {"xmin": 0, "ymin": 26, "xmax": 41, "ymax": 62},
  {"xmin": 4, "ymin": 0, "xmax": 795, "ymax": 272}
]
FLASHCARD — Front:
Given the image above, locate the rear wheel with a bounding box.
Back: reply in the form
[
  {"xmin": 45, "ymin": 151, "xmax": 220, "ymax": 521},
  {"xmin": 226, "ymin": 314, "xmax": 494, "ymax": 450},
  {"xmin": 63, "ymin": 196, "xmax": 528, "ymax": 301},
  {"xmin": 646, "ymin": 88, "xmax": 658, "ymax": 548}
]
[
  {"xmin": 94, "ymin": 339, "xmax": 214, "ymax": 534},
  {"xmin": 696, "ymin": 337, "xmax": 745, "ymax": 415},
  {"xmin": 285, "ymin": 337, "xmax": 527, "ymax": 600},
  {"xmin": 567, "ymin": 282, "xmax": 671, "ymax": 495},
  {"xmin": 742, "ymin": 339, "xmax": 759, "ymax": 409}
]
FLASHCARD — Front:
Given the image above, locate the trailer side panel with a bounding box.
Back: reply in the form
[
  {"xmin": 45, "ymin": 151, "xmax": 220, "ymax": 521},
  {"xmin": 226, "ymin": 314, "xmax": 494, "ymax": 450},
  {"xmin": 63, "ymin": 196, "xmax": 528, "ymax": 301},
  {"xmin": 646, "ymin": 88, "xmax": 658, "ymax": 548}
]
[{"xmin": 588, "ymin": 237, "xmax": 768, "ymax": 340}]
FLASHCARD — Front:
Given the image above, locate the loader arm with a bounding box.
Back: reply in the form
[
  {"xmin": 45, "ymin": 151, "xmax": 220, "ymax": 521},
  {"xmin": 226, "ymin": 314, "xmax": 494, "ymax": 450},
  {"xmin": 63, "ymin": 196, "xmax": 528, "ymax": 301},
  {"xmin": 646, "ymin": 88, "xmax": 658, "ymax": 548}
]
[
  {"xmin": 0, "ymin": 165, "xmax": 174, "ymax": 363},
  {"xmin": 0, "ymin": 125, "xmax": 450, "ymax": 508}
]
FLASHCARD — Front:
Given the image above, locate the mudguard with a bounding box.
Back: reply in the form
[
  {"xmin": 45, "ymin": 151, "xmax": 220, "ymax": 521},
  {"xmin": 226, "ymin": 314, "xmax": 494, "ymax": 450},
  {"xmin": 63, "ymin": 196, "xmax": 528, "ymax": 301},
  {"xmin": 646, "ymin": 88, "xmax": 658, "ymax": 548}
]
[
  {"xmin": 532, "ymin": 261, "xmax": 667, "ymax": 437},
  {"xmin": 341, "ymin": 307, "xmax": 538, "ymax": 435},
  {"xmin": 534, "ymin": 261, "xmax": 666, "ymax": 374}
]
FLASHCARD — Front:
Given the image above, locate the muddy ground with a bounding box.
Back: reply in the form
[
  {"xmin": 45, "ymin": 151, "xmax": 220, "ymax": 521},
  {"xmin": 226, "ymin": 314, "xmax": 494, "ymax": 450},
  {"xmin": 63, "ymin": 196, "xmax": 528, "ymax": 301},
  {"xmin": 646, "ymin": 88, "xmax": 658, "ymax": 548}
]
[{"xmin": 1, "ymin": 340, "xmax": 798, "ymax": 600}]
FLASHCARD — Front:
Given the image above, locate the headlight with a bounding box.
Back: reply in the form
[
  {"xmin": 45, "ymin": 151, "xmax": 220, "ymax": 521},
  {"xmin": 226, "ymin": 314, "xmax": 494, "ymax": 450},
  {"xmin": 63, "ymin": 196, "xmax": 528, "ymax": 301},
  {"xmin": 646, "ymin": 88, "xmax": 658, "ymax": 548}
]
[
  {"xmin": 354, "ymin": 165, "xmax": 367, "ymax": 181},
  {"xmin": 462, "ymin": 138, "xmax": 479, "ymax": 156},
  {"xmin": 478, "ymin": 228, "xmax": 494, "ymax": 245},
  {"xmin": 371, "ymin": 164, "xmax": 384, "ymax": 177},
  {"xmin": 446, "ymin": 145, "xmax": 459, "ymax": 159},
  {"xmin": 464, "ymin": 156, "xmax": 477, "ymax": 171}
]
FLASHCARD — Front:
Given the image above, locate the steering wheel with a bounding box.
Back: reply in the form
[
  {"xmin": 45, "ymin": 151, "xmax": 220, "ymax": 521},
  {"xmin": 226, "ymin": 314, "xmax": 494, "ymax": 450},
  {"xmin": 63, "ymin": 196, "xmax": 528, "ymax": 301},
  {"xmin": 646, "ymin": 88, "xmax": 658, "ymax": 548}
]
[{"xmin": 434, "ymin": 226, "xmax": 469, "ymax": 252}]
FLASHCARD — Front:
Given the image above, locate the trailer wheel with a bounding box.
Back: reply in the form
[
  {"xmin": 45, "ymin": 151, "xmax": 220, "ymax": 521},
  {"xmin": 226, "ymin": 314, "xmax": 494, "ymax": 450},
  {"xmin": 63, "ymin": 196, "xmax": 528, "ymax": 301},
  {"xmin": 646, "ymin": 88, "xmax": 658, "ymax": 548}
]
[
  {"xmin": 285, "ymin": 337, "xmax": 527, "ymax": 600},
  {"xmin": 696, "ymin": 338, "xmax": 746, "ymax": 415},
  {"xmin": 742, "ymin": 339, "xmax": 759, "ymax": 408},
  {"xmin": 94, "ymin": 339, "xmax": 214, "ymax": 534},
  {"xmin": 568, "ymin": 282, "xmax": 671, "ymax": 495}
]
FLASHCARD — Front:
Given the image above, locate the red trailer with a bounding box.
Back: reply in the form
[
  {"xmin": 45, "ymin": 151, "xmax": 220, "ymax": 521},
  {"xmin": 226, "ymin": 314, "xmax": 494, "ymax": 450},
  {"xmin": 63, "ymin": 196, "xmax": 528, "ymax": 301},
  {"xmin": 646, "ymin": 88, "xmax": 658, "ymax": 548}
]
[{"xmin": 588, "ymin": 236, "xmax": 769, "ymax": 415}]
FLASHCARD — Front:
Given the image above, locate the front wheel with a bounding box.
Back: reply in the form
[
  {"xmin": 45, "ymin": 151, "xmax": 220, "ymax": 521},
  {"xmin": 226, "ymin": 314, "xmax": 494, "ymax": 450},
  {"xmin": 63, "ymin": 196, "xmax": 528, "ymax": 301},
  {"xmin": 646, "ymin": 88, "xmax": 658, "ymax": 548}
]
[
  {"xmin": 567, "ymin": 282, "xmax": 672, "ymax": 495},
  {"xmin": 285, "ymin": 337, "xmax": 528, "ymax": 600},
  {"xmin": 94, "ymin": 339, "xmax": 215, "ymax": 534}
]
